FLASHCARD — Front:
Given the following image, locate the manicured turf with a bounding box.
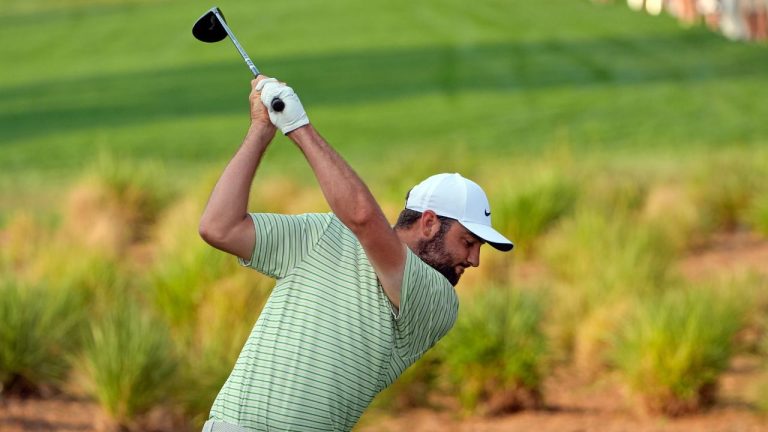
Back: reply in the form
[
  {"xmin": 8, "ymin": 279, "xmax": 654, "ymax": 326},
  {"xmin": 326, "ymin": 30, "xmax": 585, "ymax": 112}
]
[{"xmin": 1, "ymin": 0, "xmax": 766, "ymax": 192}]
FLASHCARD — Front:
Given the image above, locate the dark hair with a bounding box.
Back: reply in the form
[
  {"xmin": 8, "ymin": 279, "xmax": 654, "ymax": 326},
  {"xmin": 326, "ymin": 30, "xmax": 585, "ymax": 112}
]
[
  {"xmin": 394, "ymin": 208, "xmax": 423, "ymax": 229},
  {"xmin": 394, "ymin": 209, "xmax": 454, "ymax": 237}
]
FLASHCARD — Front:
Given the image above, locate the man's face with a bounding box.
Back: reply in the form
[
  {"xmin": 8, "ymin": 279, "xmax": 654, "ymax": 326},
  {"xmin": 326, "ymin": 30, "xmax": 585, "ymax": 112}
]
[{"xmin": 415, "ymin": 219, "xmax": 483, "ymax": 286}]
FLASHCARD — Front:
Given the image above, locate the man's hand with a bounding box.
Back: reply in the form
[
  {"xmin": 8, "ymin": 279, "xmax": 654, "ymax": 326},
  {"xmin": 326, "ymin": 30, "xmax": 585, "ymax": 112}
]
[
  {"xmin": 255, "ymin": 77, "xmax": 310, "ymax": 134},
  {"xmin": 250, "ymin": 78, "xmax": 278, "ymax": 137}
]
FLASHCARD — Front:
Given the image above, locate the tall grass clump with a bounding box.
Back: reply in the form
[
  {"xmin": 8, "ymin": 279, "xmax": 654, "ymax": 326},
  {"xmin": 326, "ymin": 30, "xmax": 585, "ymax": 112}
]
[
  {"xmin": 147, "ymin": 191, "xmax": 272, "ymax": 426},
  {"xmin": 179, "ymin": 323, "xmax": 250, "ymax": 428},
  {"xmin": 543, "ymin": 208, "xmax": 675, "ymax": 358},
  {"xmin": 581, "ymin": 170, "xmax": 649, "ymax": 216},
  {"xmin": 0, "ymin": 212, "xmax": 49, "ymax": 278},
  {"xmin": 688, "ymin": 156, "xmax": 766, "ymax": 232},
  {"xmin": 1, "ymin": 206, "xmax": 125, "ymax": 310},
  {"xmin": 642, "ymin": 183, "xmax": 702, "ymax": 252},
  {"xmin": 545, "ymin": 209, "xmax": 673, "ymax": 295},
  {"xmin": 147, "ymin": 197, "xmax": 239, "ymax": 337},
  {"xmin": 572, "ymin": 300, "xmax": 633, "ymax": 379},
  {"xmin": 438, "ymin": 286, "xmax": 547, "ymax": 415},
  {"xmin": 719, "ymin": 273, "xmax": 768, "ymax": 355},
  {"xmin": 78, "ymin": 298, "xmax": 178, "ymax": 430},
  {"xmin": 148, "ymin": 246, "xmax": 233, "ymax": 336},
  {"xmin": 612, "ymin": 288, "xmax": 746, "ymax": 416},
  {"xmin": 34, "ymin": 243, "xmax": 126, "ymax": 311},
  {"xmin": 492, "ymin": 171, "xmax": 579, "ymax": 259},
  {"xmin": 63, "ymin": 153, "xmax": 172, "ymax": 256},
  {"xmin": 177, "ymin": 272, "xmax": 270, "ymax": 427},
  {"xmin": 0, "ymin": 279, "xmax": 84, "ymax": 397},
  {"xmin": 747, "ymin": 193, "xmax": 768, "ymax": 237},
  {"xmin": 755, "ymin": 327, "xmax": 768, "ymax": 414}
]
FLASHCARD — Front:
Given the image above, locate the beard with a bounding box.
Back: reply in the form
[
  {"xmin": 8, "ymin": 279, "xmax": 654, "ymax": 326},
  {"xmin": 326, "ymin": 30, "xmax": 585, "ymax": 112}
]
[{"xmin": 415, "ymin": 234, "xmax": 461, "ymax": 286}]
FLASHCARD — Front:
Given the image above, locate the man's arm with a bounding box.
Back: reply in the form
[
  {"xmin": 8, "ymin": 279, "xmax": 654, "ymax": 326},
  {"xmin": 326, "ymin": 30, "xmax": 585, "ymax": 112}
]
[
  {"xmin": 198, "ymin": 79, "xmax": 277, "ymax": 261},
  {"xmin": 287, "ymin": 125, "xmax": 406, "ymax": 309}
]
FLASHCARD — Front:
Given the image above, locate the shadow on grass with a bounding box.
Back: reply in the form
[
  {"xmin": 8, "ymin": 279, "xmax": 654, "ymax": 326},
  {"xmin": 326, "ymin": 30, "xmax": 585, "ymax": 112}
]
[{"xmin": 1, "ymin": 33, "xmax": 766, "ymax": 142}]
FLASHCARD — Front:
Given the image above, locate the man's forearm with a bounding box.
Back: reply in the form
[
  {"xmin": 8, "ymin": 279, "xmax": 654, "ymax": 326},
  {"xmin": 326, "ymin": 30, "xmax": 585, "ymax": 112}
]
[
  {"xmin": 287, "ymin": 124, "xmax": 406, "ymax": 306},
  {"xmin": 199, "ymin": 124, "xmax": 273, "ymax": 249},
  {"xmin": 287, "ymin": 125, "xmax": 383, "ymax": 231}
]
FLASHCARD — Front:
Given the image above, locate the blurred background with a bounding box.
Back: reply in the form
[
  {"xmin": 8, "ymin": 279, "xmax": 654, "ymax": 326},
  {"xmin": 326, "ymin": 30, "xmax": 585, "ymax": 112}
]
[{"xmin": 1, "ymin": 0, "xmax": 767, "ymax": 431}]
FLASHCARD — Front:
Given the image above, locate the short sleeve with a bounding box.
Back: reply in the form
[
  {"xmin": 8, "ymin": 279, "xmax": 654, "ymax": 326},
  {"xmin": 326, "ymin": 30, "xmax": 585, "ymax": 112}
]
[
  {"xmin": 393, "ymin": 249, "xmax": 459, "ymax": 359},
  {"xmin": 239, "ymin": 213, "xmax": 332, "ymax": 279}
]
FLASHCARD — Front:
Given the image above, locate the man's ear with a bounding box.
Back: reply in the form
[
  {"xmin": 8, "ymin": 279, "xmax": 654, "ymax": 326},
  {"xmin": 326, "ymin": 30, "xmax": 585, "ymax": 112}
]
[{"xmin": 419, "ymin": 210, "xmax": 442, "ymax": 239}]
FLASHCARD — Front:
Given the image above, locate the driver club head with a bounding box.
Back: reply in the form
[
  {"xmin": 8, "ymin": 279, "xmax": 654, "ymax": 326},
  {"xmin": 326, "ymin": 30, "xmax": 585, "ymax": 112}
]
[
  {"xmin": 192, "ymin": 7, "xmax": 228, "ymax": 43},
  {"xmin": 191, "ymin": 7, "xmax": 286, "ymax": 112}
]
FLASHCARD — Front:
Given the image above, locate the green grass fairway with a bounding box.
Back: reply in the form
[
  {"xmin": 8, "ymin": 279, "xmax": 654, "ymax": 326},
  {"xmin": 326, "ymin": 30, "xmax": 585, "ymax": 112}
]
[{"xmin": 1, "ymin": 0, "xmax": 767, "ymax": 203}]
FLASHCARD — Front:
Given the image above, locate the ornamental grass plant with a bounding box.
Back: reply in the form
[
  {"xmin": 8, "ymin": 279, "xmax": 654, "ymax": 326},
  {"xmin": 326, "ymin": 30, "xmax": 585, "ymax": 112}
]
[
  {"xmin": 147, "ymin": 243, "xmax": 234, "ymax": 337},
  {"xmin": 641, "ymin": 182, "xmax": 702, "ymax": 252},
  {"xmin": 748, "ymin": 193, "xmax": 768, "ymax": 237},
  {"xmin": 146, "ymin": 197, "xmax": 237, "ymax": 337},
  {"xmin": 542, "ymin": 207, "xmax": 675, "ymax": 358},
  {"xmin": 150, "ymin": 195, "xmax": 272, "ymax": 425},
  {"xmin": 177, "ymin": 271, "xmax": 271, "ymax": 427},
  {"xmin": 0, "ymin": 212, "xmax": 50, "ymax": 278},
  {"xmin": 755, "ymin": 330, "xmax": 768, "ymax": 414},
  {"xmin": 688, "ymin": 155, "xmax": 767, "ymax": 232},
  {"xmin": 572, "ymin": 300, "xmax": 633, "ymax": 379},
  {"xmin": 78, "ymin": 296, "xmax": 178, "ymax": 430},
  {"xmin": 491, "ymin": 169, "xmax": 579, "ymax": 259},
  {"xmin": 544, "ymin": 208, "xmax": 673, "ymax": 298},
  {"xmin": 611, "ymin": 287, "xmax": 746, "ymax": 416},
  {"xmin": 62, "ymin": 153, "xmax": 173, "ymax": 257},
  {"xmin": 1, "ymin": 196, "xmax": 126, "ymax": 309},
  {"xmin": 438, "ymin": 286, "xmax": 548, "ymax": 415},
  {"xmin": 0, "ymin": 279, "xmax": 85, "ymax": 397},
  {"xmin": 178, "ymin": 322, "xmax": 252, "ymax": 429}
]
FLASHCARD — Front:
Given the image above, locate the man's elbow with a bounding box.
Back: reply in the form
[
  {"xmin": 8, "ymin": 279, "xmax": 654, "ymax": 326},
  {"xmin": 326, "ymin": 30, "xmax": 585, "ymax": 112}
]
[
  {"xmin": 345, "ymin": 205, "xmax": 380, "ymax": 232},
  {"xmin": 199, "ymin": 216, "xmax": 254, "ymax": 261},
  {"xmin": 198, "ymin": 219, "xmax": 227, "ymax": 248}
]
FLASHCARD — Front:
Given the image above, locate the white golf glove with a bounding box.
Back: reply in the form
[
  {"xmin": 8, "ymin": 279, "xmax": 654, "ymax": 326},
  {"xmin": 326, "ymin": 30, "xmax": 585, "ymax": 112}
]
[{"xmin": 256, "ymin": 78, "xmax": 309, "ymax": 134}]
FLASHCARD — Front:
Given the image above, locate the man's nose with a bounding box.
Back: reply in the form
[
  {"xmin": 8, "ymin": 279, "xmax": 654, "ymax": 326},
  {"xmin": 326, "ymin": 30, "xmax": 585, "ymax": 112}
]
[{"xmin": 468, "ymin": 244, "xmax": 481, "ymax": 267}]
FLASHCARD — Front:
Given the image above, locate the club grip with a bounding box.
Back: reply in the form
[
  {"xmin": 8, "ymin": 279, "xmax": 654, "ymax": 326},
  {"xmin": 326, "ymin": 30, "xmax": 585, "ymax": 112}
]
[{"xmin": 271, "ymin": 97, "xmax": 285, "ymax": 112}]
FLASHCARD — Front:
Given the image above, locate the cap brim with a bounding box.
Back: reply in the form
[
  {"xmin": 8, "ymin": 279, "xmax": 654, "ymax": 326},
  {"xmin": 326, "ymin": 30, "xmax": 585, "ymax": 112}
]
[{"xmin": 460, "ymin": 222, "xmax": 514, "ymax": 252}]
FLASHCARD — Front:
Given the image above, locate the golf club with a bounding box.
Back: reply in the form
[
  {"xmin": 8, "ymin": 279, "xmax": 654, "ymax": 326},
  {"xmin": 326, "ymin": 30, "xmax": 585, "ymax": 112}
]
[{"xmin": 193, "ymin": 6, "xmax": 285, "ymax": 112}]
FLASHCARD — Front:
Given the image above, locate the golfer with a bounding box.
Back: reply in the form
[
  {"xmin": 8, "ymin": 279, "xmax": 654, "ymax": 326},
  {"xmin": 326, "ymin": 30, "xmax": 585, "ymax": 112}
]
[{"xmin": 198, "ymin": 76, "xmax": 513, "ymax": 432}]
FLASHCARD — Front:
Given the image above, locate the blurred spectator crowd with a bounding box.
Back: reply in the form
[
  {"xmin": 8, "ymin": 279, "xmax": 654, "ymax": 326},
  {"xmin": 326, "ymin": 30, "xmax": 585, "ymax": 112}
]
[{"xmin": 601, "ymin": 0, "xmax": 768, "ymax": 41}]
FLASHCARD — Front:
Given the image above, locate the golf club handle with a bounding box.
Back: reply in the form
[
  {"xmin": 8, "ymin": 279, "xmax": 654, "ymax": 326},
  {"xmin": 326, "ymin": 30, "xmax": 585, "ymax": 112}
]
[
  {"xmin": 270, "ymin": 97, "xmax": 286, "ymax": 112},
  {"xmin": 253, "ymin": 72, "xmax": 285, "ymax": 112}
]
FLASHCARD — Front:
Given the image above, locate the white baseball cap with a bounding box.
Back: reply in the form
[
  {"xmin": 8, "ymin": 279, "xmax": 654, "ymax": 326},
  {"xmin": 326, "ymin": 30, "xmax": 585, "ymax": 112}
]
[{"xmin": 405, "ymin": 173, "xmax": 514, "ymax": 251}]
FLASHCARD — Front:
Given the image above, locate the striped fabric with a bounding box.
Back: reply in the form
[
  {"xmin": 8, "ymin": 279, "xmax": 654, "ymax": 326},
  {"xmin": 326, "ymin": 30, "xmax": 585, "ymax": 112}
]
[
  {"xmin": 208, "ymin": 213, "xmax": 458, "ymax": 431},
  {"xmin": 203, "ymin": 420, "xmax": 249, "ymax": 432}
]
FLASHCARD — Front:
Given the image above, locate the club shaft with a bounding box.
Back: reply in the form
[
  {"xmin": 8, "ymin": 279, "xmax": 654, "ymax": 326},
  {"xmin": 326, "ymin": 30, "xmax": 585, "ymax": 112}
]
[{"xmin": 211, "ymin": 8, "xmax": 260, "ymax": 77}]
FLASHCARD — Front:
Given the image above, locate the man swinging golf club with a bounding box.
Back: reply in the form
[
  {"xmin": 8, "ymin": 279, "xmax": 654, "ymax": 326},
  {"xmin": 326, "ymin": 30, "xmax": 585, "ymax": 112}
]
[{"xmin": 198, "ymin": 76, "xmax": 513, "ymax": 431}]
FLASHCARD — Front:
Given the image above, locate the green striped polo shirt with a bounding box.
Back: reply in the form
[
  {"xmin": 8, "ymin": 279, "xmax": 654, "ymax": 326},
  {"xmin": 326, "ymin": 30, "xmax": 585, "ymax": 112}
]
[{"xmin": 208, "ymin": 213, "xmax": 458, "ymax": 431}]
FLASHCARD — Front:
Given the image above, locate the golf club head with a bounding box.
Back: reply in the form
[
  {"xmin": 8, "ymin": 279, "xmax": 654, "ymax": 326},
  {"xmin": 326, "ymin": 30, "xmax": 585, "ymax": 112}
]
[
  {"xmin": 192, "ymin": 7, "xmax": 286, "ymax": 113},
  {"xmin": 192, "ymin": 7, "xmax": 228, "ymax": 43}
]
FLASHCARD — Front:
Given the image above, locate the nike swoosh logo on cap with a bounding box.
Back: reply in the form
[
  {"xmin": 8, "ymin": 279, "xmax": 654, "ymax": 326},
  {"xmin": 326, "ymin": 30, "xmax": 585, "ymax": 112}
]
[{"xmin": 484, "ymin": 210, "xmax": 491, "ymax": 217}]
